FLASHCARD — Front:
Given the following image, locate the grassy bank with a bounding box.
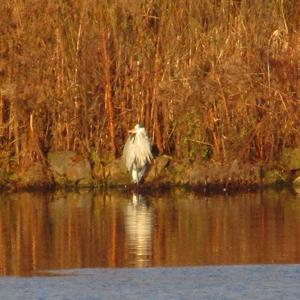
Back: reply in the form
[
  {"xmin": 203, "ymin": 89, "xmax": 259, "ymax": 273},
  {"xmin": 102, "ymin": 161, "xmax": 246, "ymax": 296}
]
[{"xmin": 0, "ymin": 0, "xmax": 299, "ymax": 174}]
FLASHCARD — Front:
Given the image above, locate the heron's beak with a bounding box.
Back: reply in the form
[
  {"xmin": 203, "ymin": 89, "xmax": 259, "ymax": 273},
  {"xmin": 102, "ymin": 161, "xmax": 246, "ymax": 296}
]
[{"xmin": 128, "ymin": 129, "xmax": 137, "ymax": 134}]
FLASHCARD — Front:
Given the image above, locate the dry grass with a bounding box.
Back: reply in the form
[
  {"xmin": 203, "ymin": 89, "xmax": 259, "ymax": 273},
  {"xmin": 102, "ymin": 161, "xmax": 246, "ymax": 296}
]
[{"xmin": 0, "ymin": 0, "xmax": 300, "ymax": 170}]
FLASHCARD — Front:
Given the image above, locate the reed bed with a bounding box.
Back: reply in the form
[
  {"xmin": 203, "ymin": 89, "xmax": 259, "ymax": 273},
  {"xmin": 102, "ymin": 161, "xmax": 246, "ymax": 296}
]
[{"xmin": 0, "ymin": 0, "xmax": 299, "ymax": 171}]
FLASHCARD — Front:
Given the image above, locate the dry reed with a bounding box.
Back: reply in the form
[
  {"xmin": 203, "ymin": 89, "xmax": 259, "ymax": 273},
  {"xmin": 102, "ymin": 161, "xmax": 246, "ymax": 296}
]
[{"xmin": 0, "ymin": 0, "xmax": 299, "ymax": 170}]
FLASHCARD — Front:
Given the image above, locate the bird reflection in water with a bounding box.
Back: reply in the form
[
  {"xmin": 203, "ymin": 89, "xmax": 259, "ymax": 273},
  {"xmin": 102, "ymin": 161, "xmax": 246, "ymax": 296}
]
[{"xmin": 125, "ymin": 193, "xmax": 153, "ymax": 267}]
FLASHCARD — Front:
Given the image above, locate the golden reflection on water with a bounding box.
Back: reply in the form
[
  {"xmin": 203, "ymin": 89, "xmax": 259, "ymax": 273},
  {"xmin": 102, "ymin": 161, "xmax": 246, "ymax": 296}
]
[
  {"xmin": 0, "ymin": 188, "xmax": 300, "ymax": 275},
  {"xmin": 125, "ymin": 193, "xmax": 153, "ymax": 267}
]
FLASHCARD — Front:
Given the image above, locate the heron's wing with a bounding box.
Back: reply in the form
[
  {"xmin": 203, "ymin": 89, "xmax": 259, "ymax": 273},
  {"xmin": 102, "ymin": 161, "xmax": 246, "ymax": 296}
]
[
  {"xmin": 123, "ymin": 132, "xmax": 153, "ymax": 173},
  {"xmin": 122, "ymin": 137, "xmax": 136, "ymax": 172},
  {"xmin": 133, "ymin": 132, "xmax": 153, "ymax": 167}
]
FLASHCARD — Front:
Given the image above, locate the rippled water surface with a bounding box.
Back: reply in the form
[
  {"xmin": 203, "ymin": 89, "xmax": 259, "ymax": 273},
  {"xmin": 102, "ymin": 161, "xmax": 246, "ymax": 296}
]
[{"xmin": 0, "ymin": 188, "xmax": 300, "ymax": 276}]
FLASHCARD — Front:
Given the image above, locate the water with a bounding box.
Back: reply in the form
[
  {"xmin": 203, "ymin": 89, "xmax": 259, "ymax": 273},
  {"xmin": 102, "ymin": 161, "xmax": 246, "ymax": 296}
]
[
  {"xmin": 1, "ymin": 188, "xmax": 300, "ymax": 299},
  {"xmin": 0, "ymin": 188, "xmax": 299, "ymax": 276}
]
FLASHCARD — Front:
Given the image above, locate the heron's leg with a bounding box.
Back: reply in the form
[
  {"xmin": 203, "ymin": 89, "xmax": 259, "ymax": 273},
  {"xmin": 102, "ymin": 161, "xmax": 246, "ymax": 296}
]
[
  {"xmin": 132, "ymin": 168, "xmax": 138, "ymax": 184},
  {"xmin": 131, "ymin": 180, "xmax": 139, "ymax": 194}
]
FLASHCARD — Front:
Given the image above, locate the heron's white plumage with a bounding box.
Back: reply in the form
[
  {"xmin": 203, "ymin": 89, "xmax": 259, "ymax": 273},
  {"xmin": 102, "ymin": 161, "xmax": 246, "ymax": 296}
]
[{"xmin": 123, "ymin": 124, "xmax": 153, "ymax": 183}]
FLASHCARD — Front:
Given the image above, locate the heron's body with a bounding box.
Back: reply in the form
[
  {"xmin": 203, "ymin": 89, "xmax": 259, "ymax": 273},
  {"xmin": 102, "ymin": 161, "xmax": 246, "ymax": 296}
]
[{"xmin": 123, "ymin": 124, "xmax": 153, "ymax": 184}]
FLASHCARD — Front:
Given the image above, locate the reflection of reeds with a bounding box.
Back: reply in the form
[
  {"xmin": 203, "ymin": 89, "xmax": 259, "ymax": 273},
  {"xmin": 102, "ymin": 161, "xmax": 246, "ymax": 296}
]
[
  {"xmin": 0, "ymin": 189, "xmax": 300, "ymax": 275},
  {"xmin": 0, "ymin": 1, "xmax": 299, "ymax": 169}
]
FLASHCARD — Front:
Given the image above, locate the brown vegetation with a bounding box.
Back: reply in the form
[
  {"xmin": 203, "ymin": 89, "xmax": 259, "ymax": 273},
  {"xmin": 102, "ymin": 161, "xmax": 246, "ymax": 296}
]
[{"xmin": 1, "ymin": 0, "xmax": 300, "ymax": 172}]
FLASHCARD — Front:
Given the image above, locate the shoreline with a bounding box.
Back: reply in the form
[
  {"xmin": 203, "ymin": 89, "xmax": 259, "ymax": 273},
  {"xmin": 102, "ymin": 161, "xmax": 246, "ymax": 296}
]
[
  {"xmin": 0, "ymin": 151, "xmax": 298, "ymax": 194},
  {"xmin": 0, "ymin": 180, "xmax": 294, "ymax": 196}
]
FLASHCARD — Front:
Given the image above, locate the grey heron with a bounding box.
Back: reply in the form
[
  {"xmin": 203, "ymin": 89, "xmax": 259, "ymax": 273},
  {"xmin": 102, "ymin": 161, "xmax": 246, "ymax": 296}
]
[{"xmin": 123, "ymin": 124, "xmax": 153, "ymax": 184}]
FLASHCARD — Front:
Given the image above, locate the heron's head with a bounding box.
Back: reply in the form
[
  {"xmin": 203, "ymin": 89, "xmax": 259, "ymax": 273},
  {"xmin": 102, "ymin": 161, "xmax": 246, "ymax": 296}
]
[{"xmin": 128, "ymin": 124, "xmax": 145, "ymax": 135}]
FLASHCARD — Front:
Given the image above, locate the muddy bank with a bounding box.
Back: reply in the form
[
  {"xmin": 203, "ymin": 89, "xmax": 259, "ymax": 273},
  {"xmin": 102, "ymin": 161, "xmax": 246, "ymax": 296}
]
[{"xmin": 0, "ymin": 150, "xmax": 299, "ymax": 192}]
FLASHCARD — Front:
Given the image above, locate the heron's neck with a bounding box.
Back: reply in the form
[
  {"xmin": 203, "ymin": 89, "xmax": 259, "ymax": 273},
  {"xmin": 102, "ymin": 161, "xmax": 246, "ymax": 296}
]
[{"xmin": 131, "ymin": 131, "xmax": 144, "ymax": 143}]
